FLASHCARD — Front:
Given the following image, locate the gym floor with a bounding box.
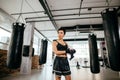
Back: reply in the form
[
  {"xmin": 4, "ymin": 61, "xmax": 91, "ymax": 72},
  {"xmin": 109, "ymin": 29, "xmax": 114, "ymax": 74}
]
[{"xmin": 0, "ymin": 66, "xmax": 120, "ymax": 80}]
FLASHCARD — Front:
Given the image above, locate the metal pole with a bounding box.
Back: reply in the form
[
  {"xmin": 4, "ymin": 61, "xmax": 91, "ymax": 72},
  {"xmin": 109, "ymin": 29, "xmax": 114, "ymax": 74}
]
[
  {"xmin": 26, "ymin": 16, "xmax": 101, "ymax": 23},
  {"xmin": 34, "ymin": 27, "xmax": 52, "ymax": 42},
  {"xmin": 11, "ymin": 5, "xmax": 119, "ymax": 15},
  {"xmin": 25, "ymin": 12, "xmax": 100, "ymax": 20}
]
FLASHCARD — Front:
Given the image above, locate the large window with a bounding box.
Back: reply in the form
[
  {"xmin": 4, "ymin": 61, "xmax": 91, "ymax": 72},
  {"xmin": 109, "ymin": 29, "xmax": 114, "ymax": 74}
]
[
  {"xmin": 0, "ymin": 28, "xmax": 11, "ymax": 50},
  {"xmin": 67, "ymin": 41, "xmax": 101, "ymax": 67},
  {"xmin": 33, "ymin": 35, "xmax": 41, "ymax": 55},
  {"xmin": 67, "ymin": 41, "xmax": 89, "ymax": 58}
]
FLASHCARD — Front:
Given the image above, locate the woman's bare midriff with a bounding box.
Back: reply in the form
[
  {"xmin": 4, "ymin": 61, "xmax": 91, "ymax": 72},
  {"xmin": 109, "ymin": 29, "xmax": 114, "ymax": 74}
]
[{"xmin": 56, "ymin": 54, "xmax": 67, "ymax": 57}]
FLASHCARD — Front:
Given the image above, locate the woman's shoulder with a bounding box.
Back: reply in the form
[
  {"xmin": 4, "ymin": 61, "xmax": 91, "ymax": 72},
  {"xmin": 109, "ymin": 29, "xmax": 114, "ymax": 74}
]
[{"xmin": 52, "ymin": 40, "xmax": 58, "ymax": 45}]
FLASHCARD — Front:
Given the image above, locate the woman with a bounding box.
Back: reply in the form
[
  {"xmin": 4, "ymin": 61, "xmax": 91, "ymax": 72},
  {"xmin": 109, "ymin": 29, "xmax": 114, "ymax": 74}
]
[{"xmin": 52, "ymin": 27, "xmax": 71, "ymax": 80}]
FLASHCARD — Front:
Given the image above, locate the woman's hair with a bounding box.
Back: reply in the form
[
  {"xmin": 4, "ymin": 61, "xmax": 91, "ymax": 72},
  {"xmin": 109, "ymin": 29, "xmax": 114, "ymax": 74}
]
[{"xmin": 57, "ymin": 27, "xmax": 66, "ymax": 35}]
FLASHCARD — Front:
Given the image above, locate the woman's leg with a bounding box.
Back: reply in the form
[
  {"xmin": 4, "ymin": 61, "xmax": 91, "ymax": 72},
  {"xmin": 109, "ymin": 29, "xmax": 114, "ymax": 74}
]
[
  {"xmin": 65, "ymin": 75, "xmax": 71, "ymax": 80},
  {"xmin": 55, "ymin": 75, "xmax": 61, "ymax": 80}
]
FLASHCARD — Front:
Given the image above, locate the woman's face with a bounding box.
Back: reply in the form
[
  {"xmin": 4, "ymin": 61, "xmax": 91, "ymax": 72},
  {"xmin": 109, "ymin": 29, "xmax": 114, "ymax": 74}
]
[{"xmin": 58, "ymin": 30, "xmax": 65, "ymax": 39}]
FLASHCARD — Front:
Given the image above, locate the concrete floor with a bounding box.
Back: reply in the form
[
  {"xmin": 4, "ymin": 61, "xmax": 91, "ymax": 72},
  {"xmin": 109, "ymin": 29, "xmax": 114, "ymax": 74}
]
[{"xmin": 0, "ymin": 66, "xmax": 120, "ymax": 80}]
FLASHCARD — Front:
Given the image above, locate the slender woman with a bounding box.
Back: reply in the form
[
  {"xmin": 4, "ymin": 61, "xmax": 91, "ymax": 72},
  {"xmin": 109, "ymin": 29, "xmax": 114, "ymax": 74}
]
[{"xmin": 52, "ymin": 27, "xmax": 72, "ymax": 80}]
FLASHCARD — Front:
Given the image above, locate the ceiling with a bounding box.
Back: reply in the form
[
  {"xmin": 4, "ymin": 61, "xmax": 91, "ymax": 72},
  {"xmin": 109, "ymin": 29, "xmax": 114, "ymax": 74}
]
[{"xmin": 0, "ymin": 0, "xmax": 120, "ymax": 42}]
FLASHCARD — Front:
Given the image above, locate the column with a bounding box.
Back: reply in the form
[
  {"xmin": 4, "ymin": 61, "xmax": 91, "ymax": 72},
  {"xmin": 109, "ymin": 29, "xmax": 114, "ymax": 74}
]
[{"xmin": 20, "ymin": 22, "xmax": 35, "ymax": 74}]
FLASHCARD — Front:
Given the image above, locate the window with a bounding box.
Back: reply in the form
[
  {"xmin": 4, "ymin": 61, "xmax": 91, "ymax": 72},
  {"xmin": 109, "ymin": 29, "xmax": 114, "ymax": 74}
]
[{"xmin": 0, "ymin": 28, "xmax": 11, "ymax": 50}]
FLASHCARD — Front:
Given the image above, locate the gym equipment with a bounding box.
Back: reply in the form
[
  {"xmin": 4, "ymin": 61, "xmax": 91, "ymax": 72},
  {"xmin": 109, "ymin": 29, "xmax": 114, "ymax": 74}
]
[
  {"xmin": 76, "ymin": 61, "xmax": 80, "ymax": 69},
  {"xmin": 101, "ymin": 8, "xmax": 120, "ymax": 71},
  {"xmin": 100, "ymin": 41, "xmax": 110, "ymax": 68},
  {"xmin": 88, "ymin": 34, "xmax": 100, "ymax": 73},
  {"xmin": 39, "ymin": 39, "xmax": 48, "ymax": 65},
  {"xmin": 7, "ymin": 22, "xmax": 25, "ymax": 69}
]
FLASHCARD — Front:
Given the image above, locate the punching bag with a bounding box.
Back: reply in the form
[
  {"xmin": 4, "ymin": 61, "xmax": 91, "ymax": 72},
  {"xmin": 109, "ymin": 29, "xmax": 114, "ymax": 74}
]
[
  {"xmin": 7, "ymin": 22, "xmax": 25, "ymax": 69},
  {"xmin": 39, "ymin": 39, "xmax": 48, "ymax": 65},
  {"xmin": 88, "ymin": 34, "xmax": 100, "ymax": 73},
  {"xmin": 101, "ymin": 8, "xmax": 120, "ymax": 71}
]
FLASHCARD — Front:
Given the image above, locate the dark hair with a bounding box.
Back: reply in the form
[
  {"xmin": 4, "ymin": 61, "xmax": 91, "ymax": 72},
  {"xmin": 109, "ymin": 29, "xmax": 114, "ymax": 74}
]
[{"xmin": 57, "ymin": 27, "xmax": 66, "ymax": 35}]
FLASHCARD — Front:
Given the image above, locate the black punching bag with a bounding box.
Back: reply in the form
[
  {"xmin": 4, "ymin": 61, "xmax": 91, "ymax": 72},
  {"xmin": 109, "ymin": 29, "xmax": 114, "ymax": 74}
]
[
  {"xmin": 88, "ymin": 34, "xmax": 100, "ymax": 73},
  {"xmin": 7, "ymin": 22, "xmax": 25, "ymax": 69},
  {"xmin": 101, "ymin": 8, "xmax": 120, "ymax": 71},
  {"xmin": 39, "ymin": 39, "xmax": 48, "ymax": 65}
]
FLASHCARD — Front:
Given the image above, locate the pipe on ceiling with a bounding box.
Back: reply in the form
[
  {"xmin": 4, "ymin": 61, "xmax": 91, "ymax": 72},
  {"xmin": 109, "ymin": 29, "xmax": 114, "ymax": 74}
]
[{"xmin": 39, "ymin": 0, "xmax": 58, "ymax": 30}]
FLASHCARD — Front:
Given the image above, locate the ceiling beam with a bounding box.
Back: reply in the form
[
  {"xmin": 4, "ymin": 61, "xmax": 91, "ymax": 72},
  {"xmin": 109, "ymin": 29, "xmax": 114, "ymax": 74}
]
[
  {"xmin": 64, "ymin": 38, "xmax": 104, "ymax": 41},
  {"xmin": 34, "ymin": 27, "xmax": 52, "ymax": 42},
  {"xmin": 53, "ymin": 38, "xmax": 104, "ymax": 41},
  {"xmin": 79, "ymin": 0, "xmax": 83, "ymax": 16},
  {"xmin": 25, "ymin": 12, "xmax": 100, "ymax": 20},
  {"xmin": 62, "ymin": 24, "xmax": 103, "ymax": 32},
  {"xmin": 11, "ymin": 5, "xmax": 120, "ymax": 15},
  {"xmin": 26, "ymin": 16, "xmax": 101, "ymax": 23},
  {"xmin": 39, "ymin": 0, "xmax": 58, "ymax": 30}
]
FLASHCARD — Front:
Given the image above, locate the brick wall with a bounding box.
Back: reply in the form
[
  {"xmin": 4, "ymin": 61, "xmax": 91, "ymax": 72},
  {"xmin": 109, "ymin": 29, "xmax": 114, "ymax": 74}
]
[{"xmin": 0, "ymin": 49, "xmax": 19, "ymax": 77}]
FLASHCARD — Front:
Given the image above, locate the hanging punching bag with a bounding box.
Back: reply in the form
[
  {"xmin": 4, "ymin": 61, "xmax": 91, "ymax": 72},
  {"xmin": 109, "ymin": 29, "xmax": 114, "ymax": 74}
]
[
  {"xmin": 101, "ymin": 8, "xmax": 120, "ymax": 71},
  {"xmin": 88, "ymin": 34, "xmax": 100, "ymax": 73},
  {"xmin": 39, "ymin": 39, "xmax": 48, "ymax": 65},
  {"xmin": 7, "ymin": 22, "xmax": 25, "ymax": 69}
]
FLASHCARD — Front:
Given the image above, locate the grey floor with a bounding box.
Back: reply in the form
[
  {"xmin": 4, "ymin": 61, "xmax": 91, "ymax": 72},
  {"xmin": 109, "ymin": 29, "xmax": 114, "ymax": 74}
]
[{"xmin": 0, "ymin": 66, "xmax": 120, "ymax": 80}]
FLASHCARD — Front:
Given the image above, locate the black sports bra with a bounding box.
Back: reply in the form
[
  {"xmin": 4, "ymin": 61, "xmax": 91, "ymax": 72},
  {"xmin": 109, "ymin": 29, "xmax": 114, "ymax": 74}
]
[{"xmin": 56, "ymin": 41, "xmax": 68, "ymax": 51}]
